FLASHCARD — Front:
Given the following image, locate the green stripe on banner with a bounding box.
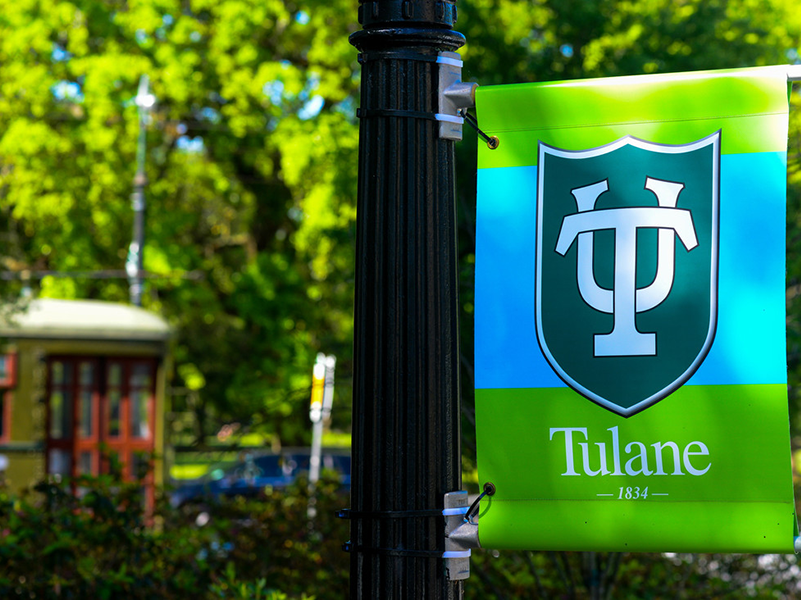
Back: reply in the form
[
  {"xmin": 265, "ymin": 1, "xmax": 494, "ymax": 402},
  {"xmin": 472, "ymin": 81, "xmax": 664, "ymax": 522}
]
[
  {"xmin": 478, "ymin": 67, "xmax": 789, "ymax": 132},
  {"xmin": 476, "ymin": 66, "xmax": 790, "ymax": 169},
  {"xmin": 479, "ymin": 500, "xmax": 793, "ymax": 553},
  {"xmin": 477, "ymin": 114, "xmax": 789, "ymax": 169},
  {"xmin": 476, "ymin": 385, "xmax": 795, "ymax": 552}
]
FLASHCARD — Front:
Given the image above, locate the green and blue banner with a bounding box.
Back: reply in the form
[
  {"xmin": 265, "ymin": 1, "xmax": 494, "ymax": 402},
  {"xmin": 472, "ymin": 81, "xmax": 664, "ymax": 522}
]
[{"xmin": 474, "ymin": 66, "xmax": 797, "ymax": 552}]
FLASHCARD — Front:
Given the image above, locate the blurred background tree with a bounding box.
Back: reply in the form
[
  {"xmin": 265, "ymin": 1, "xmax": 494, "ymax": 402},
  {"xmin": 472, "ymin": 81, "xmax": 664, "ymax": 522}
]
[{"xmin": 0, "ymin": 0, "xmax": 360, "ymax": 445}]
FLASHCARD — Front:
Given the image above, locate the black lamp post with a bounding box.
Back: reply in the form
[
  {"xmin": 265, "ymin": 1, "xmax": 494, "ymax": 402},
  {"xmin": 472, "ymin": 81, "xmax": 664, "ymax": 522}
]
[{"xmin": 348, "ymin": 1, "xmax": 466, "ymax": 597}]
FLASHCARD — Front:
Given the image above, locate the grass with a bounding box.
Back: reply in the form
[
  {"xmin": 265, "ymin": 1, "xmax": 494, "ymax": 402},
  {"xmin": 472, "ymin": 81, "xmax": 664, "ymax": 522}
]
[{"xmin": 170, "ymin": 463, "xmax": 212, "ymax": 480}]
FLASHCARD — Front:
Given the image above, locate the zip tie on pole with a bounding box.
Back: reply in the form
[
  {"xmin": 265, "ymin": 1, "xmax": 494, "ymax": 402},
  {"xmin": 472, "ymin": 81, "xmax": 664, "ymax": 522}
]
[
  {"xmin": 443, "ymin": 550, "xmax": 471, "ymax": 558},
  {"xmin": 358, "ymin": 50, "xmax": 479, "ymax": 141},
  {"xmin": 337, "ymin": 508, "xmax": 443, "ymax": 520},
  {"xmin": 340, "ymin": 542, "xmax": 470, "ymax": 559},
  {"xmin": 339, "ymin": 499, "xmax": 480, "ymax": 563},
  {"xmin": 462, "ymin": 111, "xmax": 499, "ymax": 149},
  {"xmin": 341, "ymin": 542, "xmax": 449, "ymax": 557},
  {"xmin": 357, "ymin": 108, "xmax": 438, "ymax": 121}
]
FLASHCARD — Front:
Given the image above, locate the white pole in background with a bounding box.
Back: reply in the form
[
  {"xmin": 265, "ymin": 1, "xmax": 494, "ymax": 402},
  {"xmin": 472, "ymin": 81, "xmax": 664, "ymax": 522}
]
[{"xmin": 308, "ymin": 353, "xmax": 335, "ymax": 518}]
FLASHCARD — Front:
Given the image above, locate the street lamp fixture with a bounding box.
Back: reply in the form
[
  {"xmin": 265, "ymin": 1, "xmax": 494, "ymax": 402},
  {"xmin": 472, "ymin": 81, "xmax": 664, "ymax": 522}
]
[{"xmin": 127, "ymin": 74, "xmax": 156, "ymax": 306}]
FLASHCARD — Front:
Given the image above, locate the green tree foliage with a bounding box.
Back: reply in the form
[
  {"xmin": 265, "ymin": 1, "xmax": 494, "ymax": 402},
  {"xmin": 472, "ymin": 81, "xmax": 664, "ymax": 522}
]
[{"xmin": 0, "ymin": 0, "xmax": 359, "ymax": 443}]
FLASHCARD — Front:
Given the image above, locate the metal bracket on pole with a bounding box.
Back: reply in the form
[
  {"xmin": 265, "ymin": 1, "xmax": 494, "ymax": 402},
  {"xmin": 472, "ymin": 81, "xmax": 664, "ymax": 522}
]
[
  {"xmin": 443, "ymin": 491, "xmax": 481, "ymax": 580},
  {"xmin": 436, "ymin": 52, "xmax": 478, "ymax": 141}
]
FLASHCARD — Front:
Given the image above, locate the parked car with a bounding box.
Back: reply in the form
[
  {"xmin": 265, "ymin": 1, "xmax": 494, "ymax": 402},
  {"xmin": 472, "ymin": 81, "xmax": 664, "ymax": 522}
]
[{"xmin": 170, "ymin": 449, "xmax": 350, "ymax": 507}]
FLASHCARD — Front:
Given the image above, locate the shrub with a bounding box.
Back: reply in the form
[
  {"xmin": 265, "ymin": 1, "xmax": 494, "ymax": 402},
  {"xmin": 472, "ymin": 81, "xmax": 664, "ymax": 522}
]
[{"xmin": 0, "ymin": 471, "xmax": 349, "ymax": 599}]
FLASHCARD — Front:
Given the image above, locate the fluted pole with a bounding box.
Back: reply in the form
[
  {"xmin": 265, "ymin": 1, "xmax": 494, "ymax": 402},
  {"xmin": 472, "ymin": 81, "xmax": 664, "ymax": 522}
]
[{"xmin": 349, "ymin": 1, "xmax": 464, "ymax": 597}]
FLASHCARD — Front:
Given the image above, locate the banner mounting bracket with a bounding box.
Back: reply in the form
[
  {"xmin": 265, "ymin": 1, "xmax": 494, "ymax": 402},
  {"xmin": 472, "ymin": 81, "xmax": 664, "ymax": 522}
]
[
  {"xmin": 437, "ymin": 51, "xmax": 477, "ymax": 141},
  {"xmin": 444, "ymin": 483, "xmax": 494, "ymax": 580}
]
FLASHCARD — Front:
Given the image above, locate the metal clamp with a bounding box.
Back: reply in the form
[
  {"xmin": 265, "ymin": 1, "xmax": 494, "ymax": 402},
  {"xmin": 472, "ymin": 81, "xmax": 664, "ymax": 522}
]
[
  {"xmin": 436, "ymin": 52, "xmax": 478, "ymax": 141},
  {"xmin": 444, "ymin": 490, "xmax": 482, "ymax": 580}
]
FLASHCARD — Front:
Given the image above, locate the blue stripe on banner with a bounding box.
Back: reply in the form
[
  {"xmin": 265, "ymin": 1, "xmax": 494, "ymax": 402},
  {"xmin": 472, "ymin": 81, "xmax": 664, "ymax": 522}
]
[
  {"xmin": 475, "ymin": 152, "xmax": 787, "ymax": 390},
  {"xmin": 475, "ymin": 165, "xmax": 559, "ymax": 389}
]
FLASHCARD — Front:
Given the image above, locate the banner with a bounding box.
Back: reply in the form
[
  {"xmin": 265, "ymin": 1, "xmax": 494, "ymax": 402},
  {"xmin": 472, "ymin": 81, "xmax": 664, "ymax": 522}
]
[{"xmin": 474, "ymin": 66, "xmax": 796, "ymax": 553}]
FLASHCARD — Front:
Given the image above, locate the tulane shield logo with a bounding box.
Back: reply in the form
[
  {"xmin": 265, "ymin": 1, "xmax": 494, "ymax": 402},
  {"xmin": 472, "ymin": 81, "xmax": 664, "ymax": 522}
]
[{"xmin": 536, "ymin": 132, "xmax": 720, "ymax": 416}]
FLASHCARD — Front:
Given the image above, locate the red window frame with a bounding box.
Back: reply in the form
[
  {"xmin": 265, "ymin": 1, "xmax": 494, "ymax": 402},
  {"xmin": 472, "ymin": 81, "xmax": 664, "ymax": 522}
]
[
  {"xmin": 101, "ymin": 358, "xmax": 157, "ymax": 483},
  {"xmin": 0, "ymin": 353, "xmax": 17, "ymax": 442},
  {"xmin": 74, "ymin": 358, "xmax": 101, "ymax": 477},
  {"xmin": 0, "ymin": 390, "xmax": 11, "ymax": 443},
  {"xmin": 0, "ymin": 353, "xmax": 17, "ymax": 387},
  {"xmin": 45, "ymin": 357, "xmax": 158, "ymax": 503},
  {"xmin": 46, "ymin": 358, "xmax": 75, "ymax": 479}
]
